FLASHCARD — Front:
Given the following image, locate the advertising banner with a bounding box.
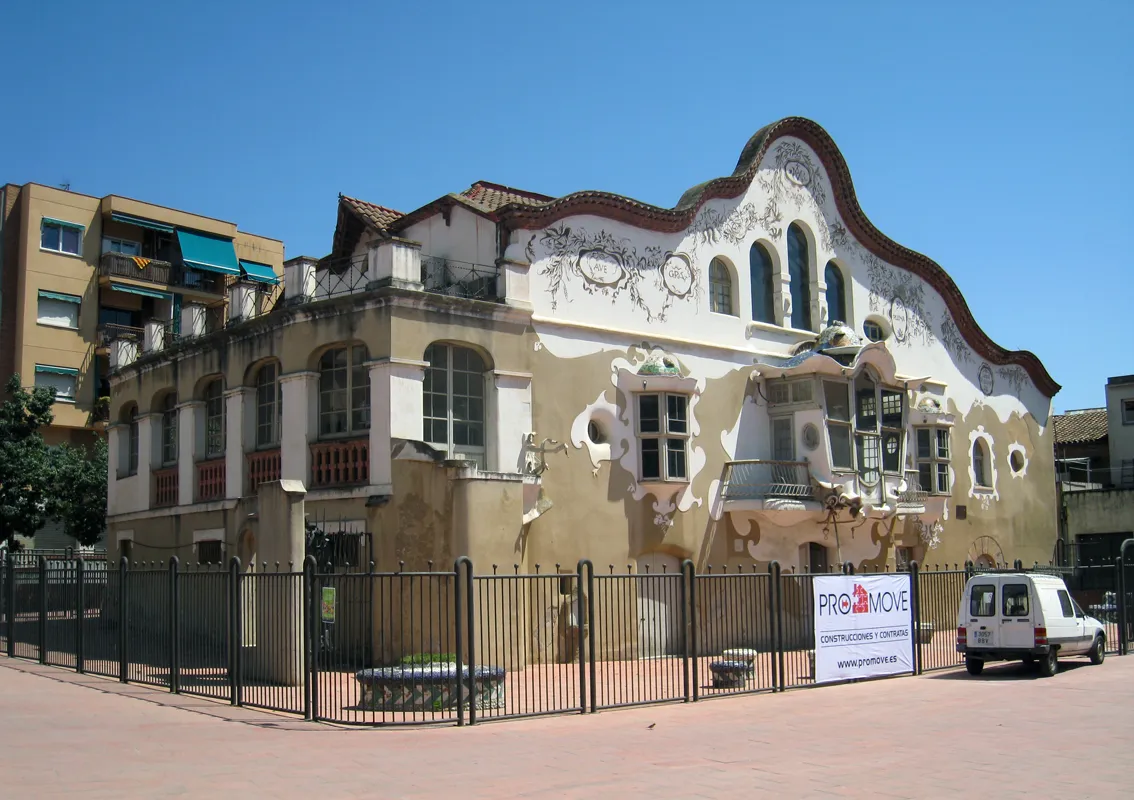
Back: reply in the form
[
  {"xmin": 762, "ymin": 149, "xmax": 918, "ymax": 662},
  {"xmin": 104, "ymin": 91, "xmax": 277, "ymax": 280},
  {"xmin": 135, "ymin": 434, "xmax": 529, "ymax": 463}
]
[
  {"xmin": 812, "ymin": 574, "xmax": 913, "ymax": 683},
  {"xmin": 321, "ymin": 586, "xmax": 336, "ymax": 624}
]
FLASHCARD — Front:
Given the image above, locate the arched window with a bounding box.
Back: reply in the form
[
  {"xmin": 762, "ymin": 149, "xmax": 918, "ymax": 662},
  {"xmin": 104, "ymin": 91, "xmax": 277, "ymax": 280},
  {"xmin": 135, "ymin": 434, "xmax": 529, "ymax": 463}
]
[
  {"xmin": 824, "ymin": 261, "xmax": 846, "ymax": 326},
  {"xmin": 160, "ymin": 393, "xmax": 178, "ymax": 466},
  {"xmin": 973, "ymin": 439, "xmax": 990, "ymax": 488},
  {"xmin": 255, "ymin": 362, "xmax": 281, "ymax": 447},
  {"xmin": 318, "ymin": 345, "xmax": 369, "ymax": 437},
  {"xmin": 123, "ymin": 404, "xmax": 139, "ymax": 477},
  {"xmin": 787, "ymin": 224, "xmax": 812, "ymax": 330},
  {"xmin": 423, "ymin": 343, "xmax": 486, "ymax": 465},
  {"xmin": 708, "ymin": 258, "xmax": 734, "ymax": 315},
  {"xmin": 749, "ymin": 242, "xmax": 775, "ymax": 324},
  {"xmin": 203, "ymin": 379, "xmax": 225, "ymax": 458}
]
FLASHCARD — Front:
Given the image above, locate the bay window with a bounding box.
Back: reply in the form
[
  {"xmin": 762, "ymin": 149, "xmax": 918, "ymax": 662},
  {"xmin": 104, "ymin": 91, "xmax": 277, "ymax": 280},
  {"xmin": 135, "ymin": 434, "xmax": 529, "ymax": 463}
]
[{"xmin": 823, "ymin": 375, "xmax": 906, "ymax": 481}]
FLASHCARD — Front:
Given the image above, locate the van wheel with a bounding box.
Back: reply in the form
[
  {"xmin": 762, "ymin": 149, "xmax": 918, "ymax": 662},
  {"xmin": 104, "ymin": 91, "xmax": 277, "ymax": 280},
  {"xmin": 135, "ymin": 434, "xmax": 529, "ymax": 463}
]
[
  {"xmin": 965, "ymin": 658, "xmax": 984, "ymax": 676},
  {"xmin": 1089, "ymin": 636, "xmax": 1105, "ymax": 665},
  {"xmin": 1039, "ymin": 648, "xmax": 1058, "ymax": 677}
]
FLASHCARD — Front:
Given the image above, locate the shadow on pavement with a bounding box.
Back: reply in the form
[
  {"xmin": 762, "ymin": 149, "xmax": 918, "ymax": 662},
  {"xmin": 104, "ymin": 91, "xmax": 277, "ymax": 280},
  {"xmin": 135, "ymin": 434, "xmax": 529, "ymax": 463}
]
[{"xmin": 928, "ymin": 659, "xmax": 1093, "ymax": 681}]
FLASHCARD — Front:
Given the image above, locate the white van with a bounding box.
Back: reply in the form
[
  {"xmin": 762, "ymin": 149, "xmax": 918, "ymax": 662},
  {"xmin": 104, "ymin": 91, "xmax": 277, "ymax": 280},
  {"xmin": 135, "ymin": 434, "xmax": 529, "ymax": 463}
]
[{"xmin": 956, "ymin": 572, "xmax": 1107, "ymax": 677}]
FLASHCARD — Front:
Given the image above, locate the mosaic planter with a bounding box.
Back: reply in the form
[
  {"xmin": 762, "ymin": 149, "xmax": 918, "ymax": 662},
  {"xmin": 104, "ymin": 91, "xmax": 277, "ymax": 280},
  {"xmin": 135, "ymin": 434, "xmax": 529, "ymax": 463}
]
[{"xmin": 354, "ymin": 665, "xmax": 506, "ymax": 711}]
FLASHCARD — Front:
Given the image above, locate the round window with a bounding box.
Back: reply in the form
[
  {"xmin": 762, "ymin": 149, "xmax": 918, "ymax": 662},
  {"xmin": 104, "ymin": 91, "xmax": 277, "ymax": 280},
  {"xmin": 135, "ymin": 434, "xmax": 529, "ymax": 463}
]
[
  {"xmin": 587, "ymin": 420, "xmax": 606, "ymax": 445},
  {"xmin": 1009, "ymin": 450, "xmax": 1025, "ymax": 473},
  {"xmin": 802, "ymin": 423, "xmax": 820, "ymax": 451},
  {"xmin": 863, "ymin": 320, "xmax": 886, "ymax": 342}
]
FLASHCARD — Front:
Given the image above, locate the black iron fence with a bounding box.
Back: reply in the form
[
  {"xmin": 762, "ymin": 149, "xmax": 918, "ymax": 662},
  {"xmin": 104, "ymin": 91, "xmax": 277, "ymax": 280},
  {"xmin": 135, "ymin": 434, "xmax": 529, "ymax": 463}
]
[{"xmin": 2, "ymin": 552, "xmax": 1131, "ymax": 728}]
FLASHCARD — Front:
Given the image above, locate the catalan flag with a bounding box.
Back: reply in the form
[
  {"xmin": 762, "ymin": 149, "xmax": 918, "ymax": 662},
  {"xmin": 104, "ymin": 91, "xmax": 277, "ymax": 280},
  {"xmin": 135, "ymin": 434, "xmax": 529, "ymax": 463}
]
[{"xmin": 132, "ymin": 257, "xmax": 151, "ymax": 270}]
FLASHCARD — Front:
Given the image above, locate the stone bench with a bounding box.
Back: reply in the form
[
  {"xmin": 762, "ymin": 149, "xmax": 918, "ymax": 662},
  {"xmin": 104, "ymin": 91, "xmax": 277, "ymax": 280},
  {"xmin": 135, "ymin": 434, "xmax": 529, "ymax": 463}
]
[
  {"xmin": 355, "ymin": 665, "xmax": 506, "ymax": 712},
  {"xmin": 709, "ymin": 660, "xmax": 750, "ymax": 689}
]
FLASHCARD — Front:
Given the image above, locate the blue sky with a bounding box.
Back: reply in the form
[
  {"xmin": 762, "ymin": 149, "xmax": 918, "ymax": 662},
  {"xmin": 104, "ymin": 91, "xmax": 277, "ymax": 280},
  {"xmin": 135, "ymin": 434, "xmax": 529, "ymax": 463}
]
[{"xmin": 4, "ymin": 1, "xmax": 1130, "ymax": 412}]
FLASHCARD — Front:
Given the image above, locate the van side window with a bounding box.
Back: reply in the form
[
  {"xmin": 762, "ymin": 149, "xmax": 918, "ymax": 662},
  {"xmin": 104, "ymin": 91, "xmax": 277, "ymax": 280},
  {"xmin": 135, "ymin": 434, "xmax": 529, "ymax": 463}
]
[
  {"xmin": 1057, "ymin": 590, "xmax": 1074, "ymax": 618},
  {"xmin": 1002, "ymin": 584, "xmax": 1029, "ymax": 617},
  {"xmin": 970, "ymin": 584, "xmax": 995, "ymax": 617}
]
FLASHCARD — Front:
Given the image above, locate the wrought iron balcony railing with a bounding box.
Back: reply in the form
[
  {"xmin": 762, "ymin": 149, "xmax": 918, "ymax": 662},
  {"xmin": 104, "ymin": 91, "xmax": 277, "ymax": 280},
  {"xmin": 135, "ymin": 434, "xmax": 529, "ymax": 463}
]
[
  {"xmin": 421, "ymin": 256, "xmax": 501, "ymax": 301},
  {"xmin": 897, "ymin": 470, "xmax": 929, "ymax": 506},
  {"xmin": 721, "ymin": 460, "xmax": 815, "ymax": 501},
  {"xmin": 97, "ymin": 323, "xmax": 144, "ymax": 348}
]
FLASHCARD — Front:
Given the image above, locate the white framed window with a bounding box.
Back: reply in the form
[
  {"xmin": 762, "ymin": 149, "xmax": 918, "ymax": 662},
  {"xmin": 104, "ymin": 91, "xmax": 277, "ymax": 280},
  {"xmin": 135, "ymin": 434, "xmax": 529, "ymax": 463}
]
[
  {"xmin": 863, "ymin": 319, "xmax": 886, "ymax": 342},
  {"xmin": 36, "ymin": 290, "xmax": 81, "ymax": 329},
  {"xmin": 972, "ymin": 439, "xmax": 991, "ymax": 488},
  {"xmin": 637, "ymin": 392, "xmax": 689, "ymax": 482},
  {"xmin": 121, "ymin": 403, "xmax": 139, "ymax": 478},
  {"xmin": 318, "ymin": 345, "xmax": 370, "ymax": 437},
  {"xmin": 41, "ymin": 218, "xmax": 83, "ymax": 255},
  {"xmin": 34, "ymin": 365, "xmax": 77, "ymax": 403},
  {"xmin": 203, "ymin": 379, "xmax": 225, "ymax": 458},
  {"xmin": 915, "ymin": 427, "xmax": 951, "ymax": 494},
  {"xmin": 770, "ymin": 416, "xmax": 795, "ymax": 461},
  {"xmin": 255, "ymin": 362, "xmax": 281, "ymax": 447},
  {"xmin": 824, "ymin": 375, "xmax": 905, "ymax": 478},
  {"xmin": 102, "ymin": 237, "xmax": 140, "ymax": 256},
  {"xmin": 423, "ymin": 343, "xmax": 486, "ymax": 464},
  {"xmin": 708, "ymin": 258, "xmax": 734, "ymax": 316},
  {"xmin": 767, "ymin": 378, "xmax": 814, "ymax": 407},
  {"xmin": 160, "ymin": 393, "xmax": 178, "ymax": 465},
  {"xmin": 823, "ymin": 381, "xmax": 853, "ymax": 470},
  {"xmin": 1123, "ymin": 399, "xmax": 1134, "ymax": 426}
]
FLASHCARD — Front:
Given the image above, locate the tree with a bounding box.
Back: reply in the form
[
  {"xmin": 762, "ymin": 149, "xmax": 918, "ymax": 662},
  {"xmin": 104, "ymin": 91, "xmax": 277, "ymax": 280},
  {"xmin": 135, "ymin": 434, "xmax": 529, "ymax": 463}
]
[
  {"xmin": 0, "ymin": 374, "xmax": 56, "ymax": 547},
  {"xmin": 49, "ymin": 438, "xmax": 107, "ymax": 547}
]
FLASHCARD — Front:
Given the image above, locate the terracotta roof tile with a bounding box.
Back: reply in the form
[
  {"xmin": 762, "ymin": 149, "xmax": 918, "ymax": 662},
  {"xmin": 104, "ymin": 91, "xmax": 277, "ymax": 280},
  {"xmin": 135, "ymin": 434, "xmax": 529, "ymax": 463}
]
[
  {"xmin": 340, "ymin": 195, "xmax": 404, "ymax": 231},
  {"xmin": 1054, "ymin": 408, "xmax": 1108, "ymax": 444},
  {"xmin": 460, "ymin": 181, "xmax": 555, "ymax": 213}
]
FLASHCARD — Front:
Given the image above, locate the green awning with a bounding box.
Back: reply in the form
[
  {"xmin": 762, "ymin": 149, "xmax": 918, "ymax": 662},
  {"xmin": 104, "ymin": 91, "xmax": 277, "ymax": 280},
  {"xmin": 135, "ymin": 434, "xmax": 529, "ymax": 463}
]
[
  {"xmin": 42, "ymin": 217, "xmax": 85, "ymax": 230},
  {"xmin": 35, "ymin": 364, "xmax": 79, "ymax": 376},
  {"xmin": 109, "ymin": 281, "xmax": 173, "ymax": 301},
  {"xmin": 238, "ymin": 259, "xmax": 279, "ymax": 285},
  {"xmin": 176, "ymin": 229, "xmax": 240, "ymax": 275},
  {"xmin": 110, "ymin": 212, "xmax": 174, "ymax": 233},
  {"xmin": 38, "ymin": 290, "xmax": 82, "ymax": 304}
]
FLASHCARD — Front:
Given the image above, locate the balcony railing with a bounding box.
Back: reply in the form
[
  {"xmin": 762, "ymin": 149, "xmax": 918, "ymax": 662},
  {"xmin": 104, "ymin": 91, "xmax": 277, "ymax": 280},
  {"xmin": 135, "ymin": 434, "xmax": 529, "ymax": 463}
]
[
  {"xmin": 897, "ymin": 471, "xmax": 928, "ymax": 506},
  {"xmin": 721, "ymin": 460, "xmax": 815, "ymax": 501},
  {"xmin": 310, "ymin": 439, "xmax": 369, "ymax": 488},
  {"xmin": 421, "ymin": 256, "xmax": 500, "ymax": 301},
  {"xmin": 246, "ymin": 448, "xmax": 281, "ymax": 495},
  {"xmin": 99, "ymin": 252, "xmax": 225, "ymax": 294},
  {"xmin": 312, "ymin": 254, "xmax": 369, "ymax": 301},
  {"xmin": 196, "ymin": 458, "xmax": 226, "ymax": 502},
  {"xmin": 97, "ymin": 323, "xmax": 144, "ymax": 349},
  {"xmin": 153, "ymin": 467, "xmax": 179, "ymax": 508}
]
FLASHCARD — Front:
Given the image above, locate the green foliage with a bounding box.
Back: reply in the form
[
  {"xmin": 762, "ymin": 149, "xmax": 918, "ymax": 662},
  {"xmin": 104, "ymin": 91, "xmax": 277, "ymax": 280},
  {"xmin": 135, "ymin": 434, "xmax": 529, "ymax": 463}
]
[
  {"xmin": 0, "ymin": 374, "xmax": 56, "ymax": 542},
  {"xmin": 399, "ymin": 653, "xmax": 457, "ymax": 665},
  {"xmin": 0, "ymin": 374, "xmax": 107, "ymax": 548}
]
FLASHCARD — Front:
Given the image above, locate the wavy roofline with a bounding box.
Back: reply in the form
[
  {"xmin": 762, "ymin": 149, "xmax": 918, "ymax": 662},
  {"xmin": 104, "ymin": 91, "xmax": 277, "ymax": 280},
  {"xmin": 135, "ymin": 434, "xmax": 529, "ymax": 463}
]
[{"xmin": 497, "ymin": 117, "xmax": 1059, "ymax": 398}]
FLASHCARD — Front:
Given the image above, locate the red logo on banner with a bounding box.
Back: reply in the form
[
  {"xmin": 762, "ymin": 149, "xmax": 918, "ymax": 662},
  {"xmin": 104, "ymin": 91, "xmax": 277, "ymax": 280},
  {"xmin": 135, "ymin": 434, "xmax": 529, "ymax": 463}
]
[{"xmin": 852, "ymin": 584, "xmax": 869, "ymax": 614}]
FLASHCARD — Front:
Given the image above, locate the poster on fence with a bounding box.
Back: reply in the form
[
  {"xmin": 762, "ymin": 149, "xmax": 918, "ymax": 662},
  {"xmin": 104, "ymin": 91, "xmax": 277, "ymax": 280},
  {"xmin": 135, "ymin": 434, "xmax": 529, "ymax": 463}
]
[{"xmin": 812, "ymin": 574, "xmax": 913, "ymax": 684}]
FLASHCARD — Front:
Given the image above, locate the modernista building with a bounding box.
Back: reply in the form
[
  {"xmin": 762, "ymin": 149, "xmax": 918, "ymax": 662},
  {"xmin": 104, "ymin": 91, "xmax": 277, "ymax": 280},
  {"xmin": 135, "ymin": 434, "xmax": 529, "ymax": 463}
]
[{"xmin": 104, "ymin": 118, "xmax": 1060, "ymax": 577}]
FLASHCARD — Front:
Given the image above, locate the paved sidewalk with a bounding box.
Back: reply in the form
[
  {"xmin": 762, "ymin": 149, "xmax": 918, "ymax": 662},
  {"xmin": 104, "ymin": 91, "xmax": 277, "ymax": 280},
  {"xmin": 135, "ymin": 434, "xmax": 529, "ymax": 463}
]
[{"xmin": 1, "ymin": 655, "xmax": 1128, "ymax": 798}]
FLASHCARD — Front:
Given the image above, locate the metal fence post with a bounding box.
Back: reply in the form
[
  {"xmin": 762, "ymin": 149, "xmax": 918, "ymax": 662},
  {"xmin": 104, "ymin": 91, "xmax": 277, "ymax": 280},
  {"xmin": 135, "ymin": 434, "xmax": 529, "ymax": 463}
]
[
  {"xmin": 38, "ymin": 556, "xmax": 47, "ymax": 665},
  {"xmin": 76, "ymin": 558, "xmax": 85, "ymax": 674},
  {"xmin": 843, "ymin": 561, "xmax": 855, "ymax": 576},
  {"xmin": 465, "ymin": 557, "xmax": 477, "ymax": 725},
  {"xmin": 909, "ymin": 561, "xmax": 921, "ymax": 675},
  {"xmin": 1013, "ymin": 559, "xmax": 1023, "ymax": 572},
  {"xmin": 5, "ymin": 554, "xmax": 14, "ymax": 658},
  {"xmin": 773, "ymin": 561, "xmax": 784, "ymax": 692},
  {"xmin": 118, "ymin": 557, "xmax": 128, "ymax": 683},
  {"xmin": 767, "ymin": 561, "xmax": 778, "ymax": 691},
  {"xmin": 454, "ymin": 556, "xmax": 470, "ymax": 726},
  {"xmin": 229, "ymin": 557, "xmax": 242, "ymax": 707},
  {"xmin": 169, "ymin": 557, "xmax": 180, "ymax": 694},
  {"xmin": 964, "ymin": 560, "xmax": 974, "ymax": 581},
  {"xmin": 575, "ymin": 559, "xmax": 590, "ymax": 714},
  {"xmin": 1116, "ymin": 554, "xmax": 1128, "ymax": 657},
  {"xmin": 302, "ymin": 555, "xmax": 315, "ymax": 721},
  {"xmin": 681, "ymin": 560, "xmax": 694, "ymax": 703},
  {"xmin": 586, "ymin": 560, "xmax": 596, "ymax": 713}
]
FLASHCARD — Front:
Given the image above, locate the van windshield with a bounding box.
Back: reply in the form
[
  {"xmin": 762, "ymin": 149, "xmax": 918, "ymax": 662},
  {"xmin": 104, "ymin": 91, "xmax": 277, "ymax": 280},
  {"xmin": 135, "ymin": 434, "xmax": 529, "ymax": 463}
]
[
  {"xmin": 970, "ymin": 584, "xmax": 995, "ymax": 617},
  {"xmin": 1002, "ymin": 584, "xmax": 1029, "ymax": 617}
]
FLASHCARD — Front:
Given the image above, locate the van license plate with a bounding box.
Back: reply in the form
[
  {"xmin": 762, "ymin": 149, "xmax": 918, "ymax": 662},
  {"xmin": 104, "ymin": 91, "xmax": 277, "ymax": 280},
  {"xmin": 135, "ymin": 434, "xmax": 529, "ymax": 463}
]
[{"xmin": 973, "ymin": 631, "xmax": 992, "ymax": 645}]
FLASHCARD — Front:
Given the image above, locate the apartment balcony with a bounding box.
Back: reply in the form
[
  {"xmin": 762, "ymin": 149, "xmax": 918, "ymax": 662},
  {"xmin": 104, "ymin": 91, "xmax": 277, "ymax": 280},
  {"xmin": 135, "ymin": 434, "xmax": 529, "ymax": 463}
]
[
  {"xmin": 420, "ymin": 256, "xmax": 501, "ymax": 301},
  {"xmin": 246, "ymin": 448, "xmax": 281, "ymax": 495},
  {"xmin": 310, "ymin": 439, "xmax": 369, "ymax": 489},
  {"xmin": 153, "ymin": 467, "xmax": 179, "ymax": 508},
  {"xmin": 96, "ymin": 323, "xmax": 144, "ymax": 354},
  {"xmin": 196, "ymin": 459, "xmax": 226, "ymax": 502},
  {"xmin": 99, "ymin": 252, "xmax": 227, "ymax": 295},
  {"xmin": 895, "ymin": 470, "xmax": 928, "ymax": 511},
  {"xmin": 722, "ymin": 460, "xmax": 815, "ymax": 502}
]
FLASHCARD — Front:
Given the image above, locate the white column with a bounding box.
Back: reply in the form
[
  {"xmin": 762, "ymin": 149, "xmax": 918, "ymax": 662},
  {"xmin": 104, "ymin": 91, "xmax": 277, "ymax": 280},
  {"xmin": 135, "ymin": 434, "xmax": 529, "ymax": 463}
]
[
  {"xmin": 488, "ymin": 371, "xmax": 533, "ymax": 473},
  {"xmin": 181, "ymin": 303, "xmax": 207, "ymax": 338},
  {"xmin": 107, "ymin": 424, "xmax": 123, "ymax": 515},
  {"xmin": 143, "ymin": 320, "xmax": 164, "ymax": 353},
  {"xmin": 137, "ymin": 413, "xmax": 158, "ymax": 509},
  {"xmin": 279, "ymin": 371, "xmax": 316, "ymax": 488},
  {"xmin": 224, "ymin": 388, "xmax": 250, "ymax": 499},
  {"xmin": 284, "ymin": 258, "xmax": 317, "ymax": 302},
  {"xmin": 177, "ymin": 401, "xmax": 203, "ymax": 505},
  {"xmin": 368, "ymin": 357, "xmax": 428, "ymax": 488},
  {"xmin": 367, "ymin": 239, "xmax": 422, "ymax": 290}
]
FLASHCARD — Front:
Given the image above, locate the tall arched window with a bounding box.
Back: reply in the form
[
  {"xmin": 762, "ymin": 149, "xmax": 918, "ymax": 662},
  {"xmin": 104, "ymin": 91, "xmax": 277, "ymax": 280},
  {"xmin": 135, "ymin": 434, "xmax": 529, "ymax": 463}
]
[
  {"xmin": 423, "ymin": 343, "xmax": 486, "ymax": 465},
  {"xmin": 973, "ymin": 439, "xmax": 989, "ymax": 488},
  {"xmin": 318, "ymin": 345, "xmax": 369, "ymax": 437},
  {"xmin": 824, "ymin": 261, "xmax": 846, "ymax": 326},
  {"xmin": 123, "ymin": 404, "xmax": 139, "ymax": 477},
  {"xmin": 160, "ymin": 393, "xmax": 178, "ymax": 465},
  {"xmin": 749, "ymin": 242, "xmax": 775, "ymax": 324},
  {"xmin": 708, "ymin": 258, "xmax": 734, "ymax": 316},
  {"xmin": 787, "ymin": 224, "xmax": 812, "ymax": 330},
  {"xmin": 255, "ymin": 362, "xmax": 281, "ymax": 447},
  {"xmin": 203, "ymin": 379, "xmax": 225, "ymax": 458}
]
